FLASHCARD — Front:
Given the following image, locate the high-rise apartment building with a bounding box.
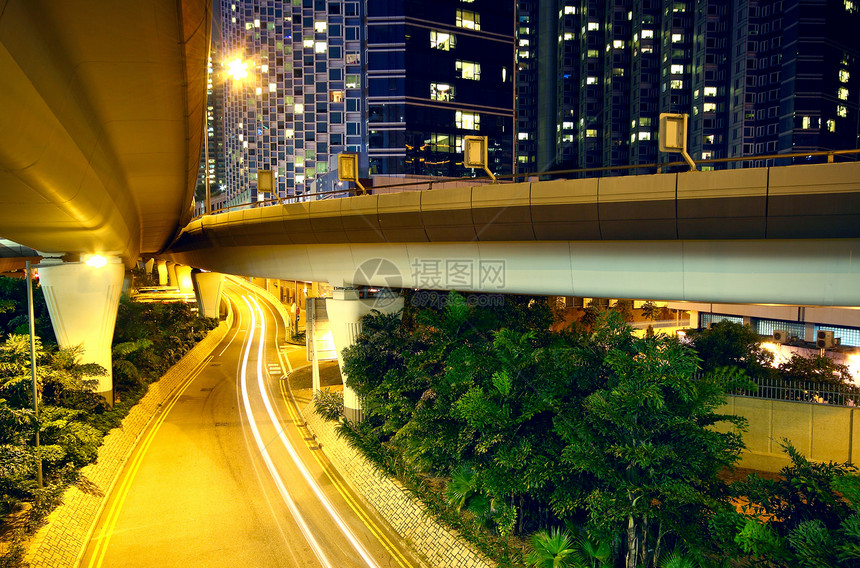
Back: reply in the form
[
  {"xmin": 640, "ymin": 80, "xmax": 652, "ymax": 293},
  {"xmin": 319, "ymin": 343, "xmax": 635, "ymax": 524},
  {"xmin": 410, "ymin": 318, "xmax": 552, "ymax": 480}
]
[
  {"xmin": 219, "ymin": 0, "xmax": 366, "ymax": 205},
  {"xmin": 366, "ymin": 0, "xmax": 516, "ymax": 179},
  {"xmin": 516, "ymin": 0, "xmax": 860, "ymax": 175},
  {"xmin": 215, "ymin": 0, "xmax": 515, "ymax": 206}
]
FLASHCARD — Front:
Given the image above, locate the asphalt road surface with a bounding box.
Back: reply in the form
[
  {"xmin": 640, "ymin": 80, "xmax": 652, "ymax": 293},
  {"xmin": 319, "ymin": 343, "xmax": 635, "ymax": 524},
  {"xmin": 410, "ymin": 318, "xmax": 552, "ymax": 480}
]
[{"xmin": 80, "ymin": 280, "xmax": 421, "ymax": 568}]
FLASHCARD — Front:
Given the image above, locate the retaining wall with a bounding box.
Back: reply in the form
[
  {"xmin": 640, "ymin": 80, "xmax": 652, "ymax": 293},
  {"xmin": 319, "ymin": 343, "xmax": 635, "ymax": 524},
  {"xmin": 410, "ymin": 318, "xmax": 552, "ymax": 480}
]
[{"xmin": 719, "ymin": 395, "xmax": 857, "ymax": 472}]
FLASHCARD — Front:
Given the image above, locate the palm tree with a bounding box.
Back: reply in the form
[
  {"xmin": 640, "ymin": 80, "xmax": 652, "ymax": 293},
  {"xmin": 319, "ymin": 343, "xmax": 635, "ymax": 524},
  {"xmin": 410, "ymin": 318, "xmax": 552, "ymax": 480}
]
[{"xmin": 526, "ymin": 528, "xmax": 579, "ymax": 568}]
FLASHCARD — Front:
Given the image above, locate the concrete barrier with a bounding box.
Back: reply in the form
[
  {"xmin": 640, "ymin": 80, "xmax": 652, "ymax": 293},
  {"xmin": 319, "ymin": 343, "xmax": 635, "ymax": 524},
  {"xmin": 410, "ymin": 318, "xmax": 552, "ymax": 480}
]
[{"xmin": 718, "ymin": 395, "xmax": 856, "ymax": 472}]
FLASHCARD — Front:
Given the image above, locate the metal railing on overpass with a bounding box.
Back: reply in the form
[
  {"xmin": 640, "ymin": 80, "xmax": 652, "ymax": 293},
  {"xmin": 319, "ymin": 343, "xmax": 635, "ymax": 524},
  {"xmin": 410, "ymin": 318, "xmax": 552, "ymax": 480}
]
[{"xmin": 197, "ymin": 147, "xmax": 860, "ymax": 220}]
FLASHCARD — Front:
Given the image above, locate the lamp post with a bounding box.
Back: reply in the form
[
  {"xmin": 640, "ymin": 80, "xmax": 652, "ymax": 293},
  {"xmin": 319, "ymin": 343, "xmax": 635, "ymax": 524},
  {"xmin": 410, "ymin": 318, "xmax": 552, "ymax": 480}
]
[{"xmin": 25, "ymin": 260, "xmax": 42, "ymax": 489}]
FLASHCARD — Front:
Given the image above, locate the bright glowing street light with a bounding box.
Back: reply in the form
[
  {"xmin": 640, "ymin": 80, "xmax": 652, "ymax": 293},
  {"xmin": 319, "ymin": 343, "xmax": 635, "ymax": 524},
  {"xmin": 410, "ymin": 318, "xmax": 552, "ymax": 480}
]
[
  {"xmin": 226, "ymin": 58, "xmax": 249, "ymax": 81},
  {"xmin": 85, "ymin": 254, "xmax": 108, "ymax": 268}
]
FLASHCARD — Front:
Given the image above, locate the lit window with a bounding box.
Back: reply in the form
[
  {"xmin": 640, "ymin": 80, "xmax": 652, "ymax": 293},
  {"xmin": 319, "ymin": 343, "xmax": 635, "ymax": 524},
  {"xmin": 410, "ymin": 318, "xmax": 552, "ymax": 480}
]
[
  {"xmin": 587, "ymin": 21, "xmax": 599, "ymax": 31},
  {"xmin": 839, "ymin": 69, "xmax": 850, "ymax": 83},
  {"xmin": 671, "ymin": 64, "xmax": 684, "ymax": 74},
  {"xmin": 586, "ymin": 76, "xmax": 598, "ymax": 85},
  {"xmin": 838, "ymin": 87, "xmax": 849, "ymax": 100},
  {"xmin": 564, "ymin": 6, "xmax": 576, "ymax": 14},
  {"xmin": 587, "ymin": 49, "xmax": 600, "ymax": 58},
  {"xmin": 670, "ymin": 79, "xmax": 684, "ymax": 89},
  {"xmin": 430, "ymin": 30, "xmax": 456, "ymax": 50},
  {"xmin": 346, "ymin": 53, "xmax": 360, "ymax": 64},
  {"xmin": 640, "ymin": 117, "xmax": 651, "ymax": 126},
  {"xmin": 315, "ymin": 41, "xmax": 327, "ymax": 53},
  {"xmin": 330, "ymin": 90, "xmax": 345, "ymax": 102},
  {"xmin": 639, "ymin": 131, "xmax": 651, "ymax": 140},
  {"xmin": 562, "ymin": 134, "xmax": 574, "ymax": 142},
  {"xmin": 303, "ymin": 38, "xmax": 314, "ymax": 49},
  {"xmin": 802, "ymin": 116, "xmax": 811, "ymax": 129},
  {"xmin": 837, "ymin": 105, "xmax": 848, "ymax": 117},
  {"xmin": 564, "ymin": 32, "xmax": 573, "ymax": 40},
  {"xmin": 702, "ymin": 151, "xmax": 712, "ymax": 159},
  {"xmin": 613, "ymin": 40, "xmax": 625, "ymax": 48},
  {"xmin": 586, "ymin": 129, "xmax": 597, "ymax": 137},
  {"xmin": 262, "ymin": 64, "xmax": 269, "ymax": 73},
  {"xmin": 345, "ymin": 74, "xmax": 360, "ymax": 88},
  {"xmin": 704, "ymin": 134, "xmax": 715, "ymax": 144},
  {"xmin": 269, "ymin": 83, "xmax": 277, "ymax": 92},
  {"xmin": 641, "ymin": 46, "xmax": 653, "ymax": 53},
  {"xmin": 456, "ymin": 9, "xmax": 480, "ymax": 30},
  {"xmin": 562, "ymin": 121, "xmax": 574, "ymax": 129},
  {"xmin": 672, "ymin": 33, "xmax": 683, "ymax": 43},
  {"xmin": 455, "ymin": 110, "xmax": 480, "ymax": 130},
  {"xmin": 295, "ymin": 156, "xmax": 305, "ymax": 167},
  {"xmin": 286, "ymin": 129, "xmax": 294, "ymax": 139},
  {"xmin": 430, "ymin": 133, "xmax": 453, "ymax": 152},
  {"xmin": 315, "ymin": 21, "xmax": 327, "ymax": 33},
  {"xmin": 641, "ymin": 29, "xmax": 654, "ymax": 38},
  {"xmin": 518, "ymin": 132, "xmax": 530, "ymax": 140},
  {"xmin": 519, "ymin": 39, "xmax": 530, "ymax": 46},
  {"xmin": 295, "ymin": 174, "xmax": 305, "ymax": 184},
  {"xmin": 704, "ymin": 102, "xmax": 717, "ymax": 112},
  {"xmin": 704, "ymin": 86, "xmax": 718, "ymax": 97},
  {"xmin": 295, "ymin": 103, "xmax": 304, "ymax": 114},
  {"xmin": 846, "ymin": 0, "xmax": 857, "ymax": 12},
  {"xmin": 255, "ymin": 87, "xmax": 262, "ymax": 95},
  {"xmin": 827, "ymin": 119, "xmax": 836, "ymax": 132},
  {"xmin": 254, "ymin": 19, "xmax": 260, "ymax": 28},
  {"xmin": 455, "ymin": 60, "xmax": 481, "ymax": 80},
  {"xmin": 430, "ymin": 82, "xmax": 455, "ymax": 101}
]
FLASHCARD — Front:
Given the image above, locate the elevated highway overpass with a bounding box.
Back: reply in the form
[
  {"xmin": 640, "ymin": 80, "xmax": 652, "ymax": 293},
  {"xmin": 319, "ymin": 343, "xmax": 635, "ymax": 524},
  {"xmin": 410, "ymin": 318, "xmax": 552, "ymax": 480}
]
[{"xmin": 166, "ymin": 161, "xmax": 860, "ymax": 307}]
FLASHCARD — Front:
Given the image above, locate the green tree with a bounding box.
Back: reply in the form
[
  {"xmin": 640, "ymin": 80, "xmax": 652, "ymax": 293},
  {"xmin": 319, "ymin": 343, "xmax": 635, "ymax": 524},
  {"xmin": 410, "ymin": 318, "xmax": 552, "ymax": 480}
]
[
  {"xmin": 778, "ymin": 353, "xmax": 852, "ymax": 385},
  {"xmin": 641, "ymin": 301, "xmax": 659, "ymax": 322},
  {"xmin": 554, "ymin": 312, "xmax": 748, "ymax": 568},
  {"xmin": 689, "ymin": 320, "xmax": 773, "ymax": 380}
]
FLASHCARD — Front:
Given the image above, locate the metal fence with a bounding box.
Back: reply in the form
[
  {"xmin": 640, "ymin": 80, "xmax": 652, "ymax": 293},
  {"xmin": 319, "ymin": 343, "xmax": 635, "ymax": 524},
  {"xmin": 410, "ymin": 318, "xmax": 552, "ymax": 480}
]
[{"xmin": 733, "ymin": 376, "xmax": 860, "ymax": 407}]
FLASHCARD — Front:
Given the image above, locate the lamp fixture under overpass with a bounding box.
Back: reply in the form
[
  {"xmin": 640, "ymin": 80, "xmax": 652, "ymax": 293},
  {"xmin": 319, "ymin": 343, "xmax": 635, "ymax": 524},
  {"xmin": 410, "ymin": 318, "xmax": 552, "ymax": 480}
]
[
  {"xmin": 463, "ymin": 135, "xmax": 496, "ymax": 182},
  {"xmin": 337, "ymin": 153, "xmax": 367, "ymax": 195},
  {"xmin": 658, "ymin": 113, "xmax": 697, "ymax": 171}
]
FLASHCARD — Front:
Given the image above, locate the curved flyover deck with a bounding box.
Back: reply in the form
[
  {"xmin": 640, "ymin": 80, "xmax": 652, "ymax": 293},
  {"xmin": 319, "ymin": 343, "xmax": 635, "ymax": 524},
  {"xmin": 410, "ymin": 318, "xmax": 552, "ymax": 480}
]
[{"xmin": 166, "ymin": 161, "xmax": 860, "ymax": 306}]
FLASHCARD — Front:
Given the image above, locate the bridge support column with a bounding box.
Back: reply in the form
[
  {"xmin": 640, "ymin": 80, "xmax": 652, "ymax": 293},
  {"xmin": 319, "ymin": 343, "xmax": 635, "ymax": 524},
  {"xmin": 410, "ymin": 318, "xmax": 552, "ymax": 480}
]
[
  {"xmin": 192, "ymin": 270, "xmax": 224, "ymax": 318},
  {"xmin": 175, "ymin": 265, "xmax": 194, "ymax": 294},
  {"xmin": 156, "ymin": 260, "xmax": 168, "ymax": 286},
  {"xmin": 38, "ymin": 257, "xmax": 124, "ymax": 403},
  {"xmin": 166, "ymin": 262, "xmax": 178, "ymax": 288},
  {"xmin": 326, "ymin": 288, "xmax": 404, "ymax": 422},
  {"xmin": 143, "ymin": 257, "xmax": 154, "ymax": 276}
]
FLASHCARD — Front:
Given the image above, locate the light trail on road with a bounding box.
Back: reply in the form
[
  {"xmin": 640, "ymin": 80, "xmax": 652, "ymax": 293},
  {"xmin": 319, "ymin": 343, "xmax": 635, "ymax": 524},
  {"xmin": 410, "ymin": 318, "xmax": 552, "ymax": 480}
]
[
  {"xmin": 238, "ymin": 295, "xmax": 334, "ymax": 568},
  {"xmin": 240, "ymin": 294, "xmax": 381, "ymax": 568}
]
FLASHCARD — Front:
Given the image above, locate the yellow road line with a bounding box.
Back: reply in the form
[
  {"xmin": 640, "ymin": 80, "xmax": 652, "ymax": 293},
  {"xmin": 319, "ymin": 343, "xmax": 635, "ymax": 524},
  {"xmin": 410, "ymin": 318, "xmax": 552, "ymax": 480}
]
[
  {"xmin": 87, "ymin": 356, "xmax": 213, "ymax": 568},
  {"xmin": 274, "ymin": 361, "xmax": 414, "ymax": 568}
]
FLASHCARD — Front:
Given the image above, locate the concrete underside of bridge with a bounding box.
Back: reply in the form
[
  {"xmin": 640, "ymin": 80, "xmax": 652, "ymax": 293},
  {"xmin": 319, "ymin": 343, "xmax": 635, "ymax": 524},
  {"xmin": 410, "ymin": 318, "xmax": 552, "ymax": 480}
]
[{"xmin": 166, "ymin": 238, "xmax": 860, "ymax": 307}]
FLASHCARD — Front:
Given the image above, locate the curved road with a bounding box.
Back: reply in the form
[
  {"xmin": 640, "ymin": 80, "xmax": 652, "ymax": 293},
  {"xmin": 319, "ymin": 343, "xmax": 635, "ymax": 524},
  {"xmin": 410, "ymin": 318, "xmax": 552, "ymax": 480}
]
[{"xmin": 80, "ymin": 281, "xmax": 420, "ymax": 568}]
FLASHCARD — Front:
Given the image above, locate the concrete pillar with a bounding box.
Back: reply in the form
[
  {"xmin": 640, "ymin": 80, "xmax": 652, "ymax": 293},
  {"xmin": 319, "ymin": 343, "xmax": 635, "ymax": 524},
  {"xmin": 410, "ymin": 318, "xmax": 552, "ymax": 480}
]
[
  {"xmin": 38, "ymin": 257, "xmax": 124, "ymax": 402},
  {"xmin": 326, "ymin": 288, "xmax": 404, "ymax": 422},
  {"xmin": 121, "ymin": 272, "xmax": 132, "ymax": 297},
  {"xmin": 144, "ymin": 257, "xmax": 154, "ymax": 276},
  {"xmin": 166, "ymin": 262, "xmax": 178, "ymax": 288},
  {"xmin": 175, "ymin": 265, "xmax": 194, "ymax": 294},
  {"xmin": 156, "ymin": 259, "xmax": 168, "ymax": 286},
  {"xmin": 192, "ymin": 270, "xmax": 224, "ymax": 318}
]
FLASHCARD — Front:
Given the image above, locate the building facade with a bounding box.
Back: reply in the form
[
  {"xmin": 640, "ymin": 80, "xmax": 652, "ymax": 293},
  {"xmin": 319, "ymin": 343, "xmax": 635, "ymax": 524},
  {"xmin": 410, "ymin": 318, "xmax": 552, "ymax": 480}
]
[
  {"xmin": 516, "ymin": 0, "xmax": 860, "ymax": 175},
  {"xmin": 366, "ymin": 0, "xmax": 516, "ymax": 180},
  {"xmin": 219, "ymin": 0, "xmax": 366, "ymax": 205}
]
